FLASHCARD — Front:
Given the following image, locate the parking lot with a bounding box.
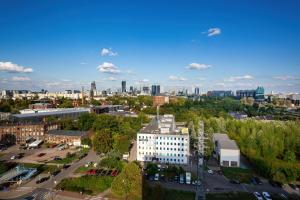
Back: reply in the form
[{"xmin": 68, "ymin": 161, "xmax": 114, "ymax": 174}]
[{"xmin": 0, "ymin": 144, "xmax": 77, "ymax": 164}]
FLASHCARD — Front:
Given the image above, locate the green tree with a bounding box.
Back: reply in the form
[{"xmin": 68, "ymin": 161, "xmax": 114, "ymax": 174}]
[
  {"xmin": 93, "ymin": 129, "xmax": 113, "ymax": 154},
  {"xmin": 111, "ymin": 162, "xmax": 142, "ymax": 200}
]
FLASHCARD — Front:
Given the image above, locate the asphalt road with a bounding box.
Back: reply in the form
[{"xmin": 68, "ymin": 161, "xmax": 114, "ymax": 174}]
[{"xmin": 2, "ymin": 149, "xmax": 98, "ymax": 200}]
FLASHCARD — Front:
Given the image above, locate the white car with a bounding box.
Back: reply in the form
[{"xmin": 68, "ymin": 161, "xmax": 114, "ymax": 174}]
[
  {"xmin": 253, "ymin": 192, "xmax": 263, "ymax": 200},
  {"xmin": 154, "ymin": 173, "xmax": 159, "ymax": 181},
  {"xmin": 10, "ymin": 155, "xmax": 16, "ymax": 160},
  {"xmin": 262, "ymin": 192, "xmax": 272, "ymax": 200},
  {"xmin": 207, "ymin": 169, "xmax": 213, "ymax": 175}
]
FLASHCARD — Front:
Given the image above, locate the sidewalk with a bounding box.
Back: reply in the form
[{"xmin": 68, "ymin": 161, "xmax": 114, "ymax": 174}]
[{"xmin": 0, "ymin": 187, "xmax": 33, "ymax": 199}]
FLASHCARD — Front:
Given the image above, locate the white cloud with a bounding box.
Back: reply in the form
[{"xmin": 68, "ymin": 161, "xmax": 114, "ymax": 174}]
[
  {"xmin": 207, "ymin": 28, "xmax": 221, "ymax": 37},
  {"xmin": 100, "ymin": 48, "xmax": 118, "ymax": 56},
  {"xmin": 273, "ymin": 75, "xmax": 299, "ymax": 81},
  {"xmin": 80, "ymin": 62, "xmax": 87, "ymax": 65},
  {"xmin": 12, "ymin": 76, "xmax": 31, "ymax": 81},
  {"xmin": 215, "ymin": 82, "xmax": 225, "ymax": 87},
  {"xmin": 104, "ymin": 77, "xmax": 117, "ymax": 81},
  {"xmin": 169, "ymin": 75, "xmax": 187, "ymax": 81},
  {"xmin": 0, "ymin": 61, "xmax": 33, "ymax": 73},
  {"xmin": 140, "ymin": 79, "xmax": 149, "ymax": 82},
  {"xmin": 187, "ymin": 63, "xmax": 211, "ymax": 70},
  {"xmin": 225, "ymin": 75, "xmax": 254, "ymax": 82},
  {"xmin": 97, "ymin": 62, "xmax": 121, "ymax": 74}
]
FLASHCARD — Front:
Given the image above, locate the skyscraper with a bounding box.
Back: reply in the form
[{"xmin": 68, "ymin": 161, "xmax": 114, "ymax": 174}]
[
  {"xmin": 121, "ymin": 81, "xmax": 126, "ymax": 93},
  {"xmin": 194, "ymin": 87, "xmax": 200, "ymax": 95},
  {"xmin": 151, "ymin": 85, "xmax": 160, "ymax": 96},
  {"xmin": 90, "ymin": 81, "xmax": 96, "ymax": 98}
]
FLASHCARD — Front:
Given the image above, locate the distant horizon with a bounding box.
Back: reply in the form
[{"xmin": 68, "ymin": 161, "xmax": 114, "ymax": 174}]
[{"xmin": 0, "ymin": 1, "xmax": 299, "ymax": 93}]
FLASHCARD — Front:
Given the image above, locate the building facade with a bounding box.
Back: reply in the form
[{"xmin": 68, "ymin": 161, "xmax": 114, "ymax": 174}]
[
  {"xmin": 137, "ymin": 115, "xmax": 190, "ymax": 164},
  {"xmin": 45, "ymin": 130, "xmax": 87, "ymax": 146},
  {"xmin": 213, "ymin": 133, "xmax": 240, "ymax": 167},
  {"xmin": 152, "ymin": 96, "xmax": 170, "ymax": 107},
  {"xmin": 151, "ymin": 85, "xmax": 161, "ymax": 96},
  {"xmin": 121, "ymin": 81, "xmax": 126, "ymax": 93},
  {"xmin": 0, "ymin": 123, "xmax": 58, "ymax": 144}
]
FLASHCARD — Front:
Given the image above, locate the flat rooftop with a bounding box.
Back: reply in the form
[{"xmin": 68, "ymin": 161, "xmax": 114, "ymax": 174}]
[
  {"xmin": 13, "ymin": 108, "xmax": 90, "ymax": 118},
  {"xmin": 218, "ymin": 139, "xmax": 239, "ymax": 150},
  {"xmin": 139, "ymin": 114, "xmax": 183, "ymax": 135},
  {"xmin": 47, "ymin": 130, "xmax": 87, "ymax": 137}
]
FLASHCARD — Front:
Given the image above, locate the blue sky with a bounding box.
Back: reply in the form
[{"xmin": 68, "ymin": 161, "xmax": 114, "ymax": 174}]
[{"xmin": 0, "ymin": 0, "xmax": 299, "ymax": 93}]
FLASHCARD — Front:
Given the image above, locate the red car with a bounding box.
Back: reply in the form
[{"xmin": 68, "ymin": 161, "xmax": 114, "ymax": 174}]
[
  {"xmin": 86, "ymin": 169, "xmax": 97, "ymax": 175},
  {"xmin": 37, "ymin": 153, "xmax": 46, "ymax": 157},
  {"xmin": 111, "ymin": 170, "xmax": 118, "ymax": 177}
]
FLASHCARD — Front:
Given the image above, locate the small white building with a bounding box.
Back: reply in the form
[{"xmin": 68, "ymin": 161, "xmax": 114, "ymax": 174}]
[
  {"xmin": 213, "ymin": 133, "xmax": 240, "ymax": 167},
  {"xmin": 137, "ymin": 114, "xmax": 190, "ymax": 164}
]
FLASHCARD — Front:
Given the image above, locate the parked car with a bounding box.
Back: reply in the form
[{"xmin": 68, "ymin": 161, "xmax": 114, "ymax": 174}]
[
  {"xmin": 53, "ymin": 156, "xmax": 62, "ymax": 161},
  {"xmin": 10, "ymin": 154, "xmax": 23, "ymax": 160},
  {"xmin": 251, "ymin": 177, "xmax": 263, "ymax": 185},
  {"xmin": 179, "ymin": 174, "xmax": 185, "ymax": 184},
  {"xmin": 51, "ymin": 169, "xmax": 61, "ymax": 176},
  {"xmin": 63, "ymin": 164, "xmax": 70, "ymax": 169},
  {"xmin": 111, "ymin": 170, "xmax": 118, "ymax": 177},
  {"xmin": 229, "ymin": 179, "xmax": 240, "ymax": 184},
  {"xmin": 36, "ymin": 176, "xmax": 50, "ymax": 184},
  {"xmin": 85, "ymin": 161, "xmax": 92, "ymax": 167},
  {"xmin": 148, "ymin": 175, "xmax": 154, "ymax": 181},
  {"xmin": 207, "ymin": 169, "xmax": 214, "ymax": 175},
  {"xmin": 86, "ymin": 169, "xmax": 97, "ymax": 175},
  {"xmin": 262, "ymin": 192, "xmax": 272, "ymax": 200},
  {"xmin": 154, "ymin": 173, "xmax": 159, "ymax": 181},
  {"xmin": 253, "ymin": 192, "xmax": 263, "ymax": 200},
  {"xmin": 288, "ymin": 184, "xmax": 299, "ymax": 191},
  {"xmin": 269, "ymin": 180, "xmax": 282, "ymax": 188},
  {"xmin": 37, "ymin": 153, "xmax": 46, "ymax": 157}
]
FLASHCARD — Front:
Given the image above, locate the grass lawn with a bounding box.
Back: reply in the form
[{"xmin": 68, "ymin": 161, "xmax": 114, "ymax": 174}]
[
  {"xmin": 56, "ymin": 176, "xmax": 113, "ymax": 195},
  {"xmin": 74, "ymin": 166, "xmax": 95, "ymax": 174},
  {"xmin": 206, "ymin": 192, "xmax": 255, "ymax": 200},
  {"xmin": 222, "ymin": 167, "xmax": 253, "ymax": 183},
  {"xmin": 49, "ymin": 153, "xmax": 77, "ymax": 164},
  {"xmin": 22, "ymin": 163, "xmax": 61, "ymax": 173},
  {"xmin": 0, "ymin": 161, "xmax": 16, "ymax": 175}
]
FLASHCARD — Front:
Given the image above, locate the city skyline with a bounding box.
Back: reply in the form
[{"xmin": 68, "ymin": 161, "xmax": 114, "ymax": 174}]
[{"xmin": 0, "ymin": 1, "xmax": 300, "ymax": 93}]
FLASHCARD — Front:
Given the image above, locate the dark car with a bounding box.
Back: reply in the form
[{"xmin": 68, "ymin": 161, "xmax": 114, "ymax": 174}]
[
  {"xmin": 289, "ymin": 184, "xmax": 299, "ymax": 191},
  {"xmin": 51, "ymin": 169, "xmax": 61, "ymax": 176},
  {"xmin": 36, "ymin": 176, "xmax": 50, "ymax": 184},
  {"xmin": 229, "ymin": 179, "xmax": 240, "ymax": 184},
  {"xmin": 269, "ymin": 180, "xmax": 282, "ymax": 188},
  {"xmin": 37, "ymin": 153, "xmax": 46, "ymax": 157},
  {"xmin": 251, "ymin": 177, "xmax": 262, "ymax": 185},
  {"xmin": 53, "ymin": 156, "xmax": 62, "ymax": 160},
  {"xmin": 63, "ymin": 164, "xmax": 71, "ymax": 169}
]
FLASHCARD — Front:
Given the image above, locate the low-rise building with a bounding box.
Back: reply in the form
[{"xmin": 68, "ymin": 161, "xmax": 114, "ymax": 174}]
[
  {"xmin": 137, "ymin": 114, "xmax": 190, "ymax": 164},
  {"xmin": 213, "ymin": 133, "xmax": 240, "ymax": 167},
  {"xmin": 0, "ymin": 123, "xmax": 58, "ymax": 144},
  {"xmin": 152, "ymin": 95, "xmax": 169, "ymax": 107},
  {"xmin": 45, "ymin": 130, "xmax": 88, "ymax": 146}
]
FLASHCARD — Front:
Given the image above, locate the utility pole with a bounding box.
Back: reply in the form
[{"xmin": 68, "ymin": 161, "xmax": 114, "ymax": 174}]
[{"xmin": 196, "ymin": 121, "xmax": 205, "ymax": 200}]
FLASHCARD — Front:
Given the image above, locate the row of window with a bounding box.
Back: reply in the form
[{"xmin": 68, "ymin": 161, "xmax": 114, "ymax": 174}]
[
  {"xmin": 143, "ymin": 156, "xmax": 185, "ymax": 163},
  {"xmin": 139, "ymin": 135, "xmax": 187, "ymax": 141},
  {"xmin": 139, "ymin": 152, "xmax": 186, "ymax": 157},
  {"xmin": 138, "ymin": 146, "xmax": 187, "ymax": 152}
]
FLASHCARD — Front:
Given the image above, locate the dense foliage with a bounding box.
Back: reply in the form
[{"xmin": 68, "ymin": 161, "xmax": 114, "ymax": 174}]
[{"xmin": 111, "ymin": 162, "xmax": 142, "ymax": 200}]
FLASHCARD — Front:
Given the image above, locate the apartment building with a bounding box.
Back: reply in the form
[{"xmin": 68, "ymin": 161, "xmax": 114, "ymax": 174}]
[{"xmin": 137, "ymin": 114, "xmax": 190, "ymax": 164}]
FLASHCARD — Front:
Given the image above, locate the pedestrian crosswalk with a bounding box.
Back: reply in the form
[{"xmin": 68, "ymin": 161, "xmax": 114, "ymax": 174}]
[{"xmin": 30, "ymin": 190, "xmax": 51, "ymax": 200}]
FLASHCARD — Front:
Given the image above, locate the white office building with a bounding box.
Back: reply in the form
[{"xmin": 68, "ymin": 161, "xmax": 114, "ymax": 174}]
[
  {"xmin": 137, "ymin": 114, "xmax": 190, "ymax": 164},
  {"xmin": 213, "ymin": 133, "xmax": 240, "ymax": 167}
]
